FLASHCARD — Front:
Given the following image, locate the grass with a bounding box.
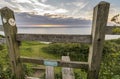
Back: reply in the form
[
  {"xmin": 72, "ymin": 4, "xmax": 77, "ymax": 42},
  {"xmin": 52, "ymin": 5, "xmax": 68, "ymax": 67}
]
[
  {"xmin": 0, "ymin": 40, "xmax": 86, "ymax": 78},
  {"xmin": 1, "ymin": 38, "xmax": 120, "ymax": 78},
  {"xmin": 20, "ymin": 41, "xmax": 59, "ymax": 59},
  {"xmin": 20, "ymin": 41, "xmax": 63, "ymax": 78},
  {"xmin": 19, "ymin": 41, "xmax": 87, "ymax": 78}
]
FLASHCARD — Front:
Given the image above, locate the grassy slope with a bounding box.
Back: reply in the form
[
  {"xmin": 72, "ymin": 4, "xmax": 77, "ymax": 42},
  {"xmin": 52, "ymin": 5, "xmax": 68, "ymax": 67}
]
[
  {"xmin": 20, "ymin": 41, "xmax": 64, "ymax": 78},
  {"xmin": 20, "ymin": 41, "xmax": 59, "ymax": 59},
  {"xmin": 20, "ymin": 41, "xmax": 86, "ymax": 78}
]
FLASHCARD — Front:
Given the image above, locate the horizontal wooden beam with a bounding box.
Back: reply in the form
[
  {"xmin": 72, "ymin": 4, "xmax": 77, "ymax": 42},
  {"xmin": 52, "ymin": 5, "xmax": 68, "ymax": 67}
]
[
  {"xmin": 20, "ymin": 57, "xmax": 88, "ymax": 70},
  {"xmin": 16, "ymin": 34, "xmax": 91, "ymax": 44},
  {"xmin": 105, "ymin": 26, "xmax": 120, "ymax": 35}
]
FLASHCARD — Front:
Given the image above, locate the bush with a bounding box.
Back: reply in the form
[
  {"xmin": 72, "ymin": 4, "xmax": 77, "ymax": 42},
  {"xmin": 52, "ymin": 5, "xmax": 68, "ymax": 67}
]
[
  {"xmin": 42, "ymin": 40, "xmax": 120, "ymax": 79},
  {"xmin": 99, "ymin": 41, "xmax": 120, "ymax": 79},
  {"xmin": 42, "ymin": 43, "xmax": 89, "ymax": 61},
  {"xmin": 0, "ymin": 45, "xmax": 11, "ymax": 79},
  {"xmin": 0, "ymin": 45, "xmax": 4, "ymax": 50},
  {"xmin": 0, "ymin": 35, "xmax": 4, "ymax": 38}
]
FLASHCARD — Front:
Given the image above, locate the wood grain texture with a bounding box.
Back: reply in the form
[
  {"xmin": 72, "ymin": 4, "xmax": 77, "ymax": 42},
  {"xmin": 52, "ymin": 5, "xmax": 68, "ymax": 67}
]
[
  {"xmin": 87, "ymin": 1, "xmax": 110, "ymax": 79},
  {"xmin": 16, "ymin": 34, "xmax": 92, "ymax": 44},
  {"xmin": 46, "ymin": 66, "xmax": 54, "ymax": 79},
  {"xmin": 20, "ymin": 57, "xmax": 88, "ymax": 70},
  {"xmin": 62, "ymin": 56, "xmax": 75, "ymax": 79},
  {"xmin": 0, "ymin": 7, "xmax": 24, "ymax": 79}
]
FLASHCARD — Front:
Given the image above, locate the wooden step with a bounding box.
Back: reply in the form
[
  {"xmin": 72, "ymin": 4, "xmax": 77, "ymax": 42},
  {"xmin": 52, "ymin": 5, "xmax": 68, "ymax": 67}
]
[
  {"xmin": 62, "ymin": 56, "xmax": 75, "ymax": 79},
  {"xmin": 46, "ymin": 66, "xmax": 54, "ymax": 79}
]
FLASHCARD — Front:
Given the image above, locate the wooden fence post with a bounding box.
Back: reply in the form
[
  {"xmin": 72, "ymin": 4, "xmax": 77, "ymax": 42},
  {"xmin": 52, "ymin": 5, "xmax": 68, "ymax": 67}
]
[
  {"xmin": 0, "ymin": 7, "xmax": 24, "ymax": 79},
  {"xmin": 87, "ymin": 1, "xmax": 110, "ymax": 79}
]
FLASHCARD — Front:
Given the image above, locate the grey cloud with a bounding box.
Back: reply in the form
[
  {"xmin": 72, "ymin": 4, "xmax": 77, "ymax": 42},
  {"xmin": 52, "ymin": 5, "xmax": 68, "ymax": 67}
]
[{"xmin": 15, "ymin": 13, "xmax": 91, "ymax": 27}]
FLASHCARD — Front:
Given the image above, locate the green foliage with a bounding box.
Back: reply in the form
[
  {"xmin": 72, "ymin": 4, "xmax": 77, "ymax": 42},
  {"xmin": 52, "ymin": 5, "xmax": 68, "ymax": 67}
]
[
  {"xmin": 102, "ymin": 41, "xmax": 120, "ymax": 56},
  {"xmin": 42, "ymin": 40, "xmax": 120, "ymax": 79},
  {"xmin": 42, "ymin": 43, "xmax": 89, "ymax": 61},
  {"xmin": 0, "ymin": 45, "xmax": 4, "ymax": 50},
  {"xmin": 112, "ymin": 27, "xmax": 120, "ymax": 34},
  {"xmin": 0, "ymin": 35, "xmax": 4, "ymax": 38},
  {"xmin": 55, "ymin": 72, "xmax": 62, "ymax": 79},
  {"xmin": 99, "ymin": 41, "xmax": 120, "ymax": 79},
  {"xmin": 109, "ymin": 38, "xmax": 120, "ymax": 44},
  {"xmin": 21, "ymin": 41, "xmax": 46, "ymax": 46},
  {"xmin": 0, "ymin": 45, "xmax": 11, "ymax": 79},
  {"xmin": 23, "ymin": 64, "xmax": 34, "ymax": 76},
  {"xmin": 0, "ymin": 39, "xmax": 120, "ymax": 79},
  {"xmin": 74, "ymin": 69, "xmax": 87, "ymax": 79}
]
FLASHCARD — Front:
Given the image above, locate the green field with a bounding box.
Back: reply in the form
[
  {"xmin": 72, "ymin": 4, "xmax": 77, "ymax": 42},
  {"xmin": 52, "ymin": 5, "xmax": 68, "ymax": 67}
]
[
  {"xmin": 0, "ymin": 37, "xmax": 120, "ymax": 79},
  {"xmin": 20, "ymin": 41, "xmax": 60, "ymax": 59}
]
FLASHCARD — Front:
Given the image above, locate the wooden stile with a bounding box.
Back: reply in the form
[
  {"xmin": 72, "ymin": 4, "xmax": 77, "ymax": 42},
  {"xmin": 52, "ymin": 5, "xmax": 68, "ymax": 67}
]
[
  {"xmin": 20, "ymin": 57, "xmax": 88, "ymax": 69},
  {"xmin": 87, "ymin": 1, "xmax": 110, "ymax": 79},
  {"xmin": 0, "ymin": 7, "xmax": 24, "ymax": 79},
  {"xmin": 62, "ymin": 56, "xmax": 75, "ymax": 79},
  {"xmin": 17, "ymin": 34, "xmax": 92, "ymax": 44},
  {"xmin": 0, "ymin": 1, "xmax": 116, "ymax": 79}
]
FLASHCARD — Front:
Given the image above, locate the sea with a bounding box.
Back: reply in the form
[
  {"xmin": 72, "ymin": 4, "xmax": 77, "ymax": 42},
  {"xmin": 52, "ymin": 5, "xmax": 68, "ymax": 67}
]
[{"xmin": 0, "ymin": 26, "xmax": 120, "ymax": 40}]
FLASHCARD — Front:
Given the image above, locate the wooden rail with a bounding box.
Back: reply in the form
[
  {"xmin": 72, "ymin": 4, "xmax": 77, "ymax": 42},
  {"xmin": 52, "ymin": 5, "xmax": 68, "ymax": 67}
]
[
  {"xmin": 20, "ymin": 57, "xmax": 88, "ymax": 70},
  {"xmin": 45, "ymin": 56, "xmax": 75, "ymax": 79},
  {"xmin": 16, "ymin": 34, "xmax": 92, "ymax": 44}
]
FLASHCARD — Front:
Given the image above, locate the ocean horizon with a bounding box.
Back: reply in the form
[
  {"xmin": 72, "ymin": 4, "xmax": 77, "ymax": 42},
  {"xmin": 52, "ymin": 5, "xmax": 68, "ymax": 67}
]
[{"xmin": 0, "ymin": 26, "xmax": 120, "ymax": 40}]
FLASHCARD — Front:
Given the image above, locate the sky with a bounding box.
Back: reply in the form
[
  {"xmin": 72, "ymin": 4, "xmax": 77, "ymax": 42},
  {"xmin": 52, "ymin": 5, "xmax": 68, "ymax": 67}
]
[{"xmin": 0, "ymin": 0, "xmax": 120, "ymax": 27}]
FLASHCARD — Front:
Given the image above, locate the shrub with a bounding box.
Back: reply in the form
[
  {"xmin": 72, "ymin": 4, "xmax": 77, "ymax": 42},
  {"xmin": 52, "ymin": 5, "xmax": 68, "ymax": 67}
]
[
  {"xmin": 42, "ymin": 40, "xmax": 120, "ymax": 79},
  {"xmin": 42, "ymin": 43, "xmax": 89, "ymax": 61}
]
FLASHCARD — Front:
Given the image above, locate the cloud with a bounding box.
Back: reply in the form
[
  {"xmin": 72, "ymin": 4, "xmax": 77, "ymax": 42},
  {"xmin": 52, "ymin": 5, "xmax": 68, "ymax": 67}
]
[
  {"xmin": 72, "ymin": 1, "xmax": 88, "ymax": 8},
  {"xmin": 70, "ymin": 1, "xmax": 90, "ymax": 18},
  {"xmin": 44, "ymin": 13, "xmax": 66, "ymax": 18},
  {"xmin": 1, "ymin": 0, "xmax": 68, "ymax": 16},
  {"xmin": 15, "ymin": 13, "xmax": 91, "ymax": 27},
  {"xmin": 54, "ymin": 9, "xmax": 68, "ymax": 14},
  {"xmin": 41, "ymin": 0, "xmax": 47, "ymax": 3},
  {"xmin": 1, "ymin": 0, "xmax": 120, "ymax": 22},
  {"xmin": 11, "ymin": 0, "xmax": 32, "ymax": 3}
]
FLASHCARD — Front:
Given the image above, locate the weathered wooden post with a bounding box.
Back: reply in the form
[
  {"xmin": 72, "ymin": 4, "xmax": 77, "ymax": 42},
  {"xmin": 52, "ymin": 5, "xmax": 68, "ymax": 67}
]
[
  {"xmin": 0, "ymin": 7, "xmax": 24, "ymax": 79},
  {"xmin": 87, "ymin": 1, "xmax": 110, "ymax": 79}
]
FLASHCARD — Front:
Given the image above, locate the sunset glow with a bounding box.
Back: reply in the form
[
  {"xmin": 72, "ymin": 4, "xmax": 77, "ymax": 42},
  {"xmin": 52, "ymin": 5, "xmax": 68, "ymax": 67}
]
[
  {"xmin": 30, "ymin": 24, "xmax": 66, "ymax": 27},
  {"xmin": 18, "ymin": 24, "xmax": 90, "ymax": 27},
  {"xmin": 19, "ymin": 24, "xmax": 67, "ymax": 27}
]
